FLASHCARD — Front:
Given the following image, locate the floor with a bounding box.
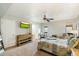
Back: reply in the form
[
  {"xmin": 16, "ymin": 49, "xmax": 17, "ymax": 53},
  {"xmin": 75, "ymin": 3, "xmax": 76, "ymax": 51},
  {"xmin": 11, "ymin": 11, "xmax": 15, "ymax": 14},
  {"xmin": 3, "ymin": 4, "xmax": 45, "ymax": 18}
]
[{"xmin": 4, "ymin": 39, "xmax": 52, "ymax": 56}]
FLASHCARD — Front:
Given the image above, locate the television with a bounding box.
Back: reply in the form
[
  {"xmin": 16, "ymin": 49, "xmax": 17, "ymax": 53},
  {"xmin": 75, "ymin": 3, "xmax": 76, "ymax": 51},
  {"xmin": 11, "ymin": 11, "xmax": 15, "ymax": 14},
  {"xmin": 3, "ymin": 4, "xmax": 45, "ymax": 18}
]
[{"xmin": 20, "ymin": 22, "xmax": 30, "ymax": 28}]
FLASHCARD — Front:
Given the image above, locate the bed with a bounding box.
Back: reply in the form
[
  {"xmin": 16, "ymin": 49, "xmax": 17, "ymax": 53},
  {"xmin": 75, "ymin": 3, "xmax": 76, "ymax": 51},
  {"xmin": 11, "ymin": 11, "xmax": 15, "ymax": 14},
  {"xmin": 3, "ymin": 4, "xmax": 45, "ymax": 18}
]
[{"xmin": 38, "ymin": 38, "xmax": 71, "ymax": 56}]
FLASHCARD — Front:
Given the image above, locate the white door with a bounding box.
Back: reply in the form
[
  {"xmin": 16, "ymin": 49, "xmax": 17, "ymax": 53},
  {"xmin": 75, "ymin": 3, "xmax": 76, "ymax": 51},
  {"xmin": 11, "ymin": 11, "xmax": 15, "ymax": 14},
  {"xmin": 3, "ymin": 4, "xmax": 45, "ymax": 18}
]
[{"xmin": 1, "ymin": 18, "xmax": 16, "ymax": 48}]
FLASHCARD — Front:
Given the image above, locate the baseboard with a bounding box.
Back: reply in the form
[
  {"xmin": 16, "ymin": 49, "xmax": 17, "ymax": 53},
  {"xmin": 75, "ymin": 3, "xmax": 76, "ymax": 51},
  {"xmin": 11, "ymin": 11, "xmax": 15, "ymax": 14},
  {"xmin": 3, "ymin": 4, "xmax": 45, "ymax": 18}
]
[
  {"xmin": 5, "ymin": 40, "xmax": 31, "ymax": 50},
  {"xmin": 5, "ymin": 45, "xmax": 17, "ymax": 51}
]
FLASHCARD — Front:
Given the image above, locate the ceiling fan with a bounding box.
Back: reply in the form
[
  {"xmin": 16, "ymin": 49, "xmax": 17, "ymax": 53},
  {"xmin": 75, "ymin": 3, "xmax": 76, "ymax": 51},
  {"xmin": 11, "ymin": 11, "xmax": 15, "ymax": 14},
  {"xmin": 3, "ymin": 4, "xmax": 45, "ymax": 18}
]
[{"xmin": 43, "ymin": 14, "xmax": 54, "ymax": 22}]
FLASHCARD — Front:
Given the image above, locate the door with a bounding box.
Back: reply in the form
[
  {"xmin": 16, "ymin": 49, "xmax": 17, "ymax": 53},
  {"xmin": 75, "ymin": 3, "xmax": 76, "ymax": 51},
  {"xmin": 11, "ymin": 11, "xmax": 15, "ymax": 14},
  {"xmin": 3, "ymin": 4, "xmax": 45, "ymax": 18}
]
[{"xmin": 1, "ymin": 18, "xmax": 16, "ymax": 48}]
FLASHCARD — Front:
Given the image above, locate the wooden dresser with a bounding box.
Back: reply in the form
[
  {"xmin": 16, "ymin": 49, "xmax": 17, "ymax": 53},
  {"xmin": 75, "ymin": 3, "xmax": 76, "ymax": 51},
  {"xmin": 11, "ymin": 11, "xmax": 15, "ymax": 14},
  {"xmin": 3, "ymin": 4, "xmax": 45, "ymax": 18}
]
[{"xmin": 16, "ymin": 33, "xmax": 32, "ymax": 46}]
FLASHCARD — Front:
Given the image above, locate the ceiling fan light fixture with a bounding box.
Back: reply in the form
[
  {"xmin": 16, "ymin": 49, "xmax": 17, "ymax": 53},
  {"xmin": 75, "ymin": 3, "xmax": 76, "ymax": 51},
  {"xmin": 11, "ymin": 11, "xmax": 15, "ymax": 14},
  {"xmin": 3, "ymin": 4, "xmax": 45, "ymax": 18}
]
[
  {"xmin": 42, "ymin": 13, "xmax": 54, "ymax": 22},
  {"xmin": 43, "ymin": 17, "xmax": 47, "ymax": 20}
]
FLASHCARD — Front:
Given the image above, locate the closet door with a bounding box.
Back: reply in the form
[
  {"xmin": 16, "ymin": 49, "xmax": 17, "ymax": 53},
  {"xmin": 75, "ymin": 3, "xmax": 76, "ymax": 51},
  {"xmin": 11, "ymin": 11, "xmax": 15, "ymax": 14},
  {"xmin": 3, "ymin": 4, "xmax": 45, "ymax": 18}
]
[{"xmin": 1, "ymin": 18, "xmax": 16, "ymax": 48}]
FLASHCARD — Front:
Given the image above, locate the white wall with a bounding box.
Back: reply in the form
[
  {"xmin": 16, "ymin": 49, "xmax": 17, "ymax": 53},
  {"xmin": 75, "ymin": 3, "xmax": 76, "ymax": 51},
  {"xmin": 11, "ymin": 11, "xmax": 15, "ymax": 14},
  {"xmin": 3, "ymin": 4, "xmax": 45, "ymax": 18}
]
[
  {"xmin": 1, "ymin": 17, "xmax": 16, "ymax": 48},
  {"xmin": 1, "ymin": 16, "xmax": 31, "ymax": 48},
  {"xmin": 1, "ymin": 15, "xmax": 79, "ymax": 48},
  {"xmin": 16, "ymin": 19, "xmax": 31, "ymax": 35},
  {"xmin": 41, "ymin": 19, "xmax": 79, "ymax": 36},
  {"xmin": 32, "ymin": 23, "xmax": 41, "ymax": 40}
]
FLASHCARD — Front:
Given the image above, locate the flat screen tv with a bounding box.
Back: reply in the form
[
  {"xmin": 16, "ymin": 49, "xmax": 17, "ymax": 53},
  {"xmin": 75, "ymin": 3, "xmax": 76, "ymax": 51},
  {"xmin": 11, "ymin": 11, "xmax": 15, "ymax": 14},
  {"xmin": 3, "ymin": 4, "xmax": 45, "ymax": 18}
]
[{"xmin": 20, "ymin": 22, "xmax": 30, "ymax": 28}]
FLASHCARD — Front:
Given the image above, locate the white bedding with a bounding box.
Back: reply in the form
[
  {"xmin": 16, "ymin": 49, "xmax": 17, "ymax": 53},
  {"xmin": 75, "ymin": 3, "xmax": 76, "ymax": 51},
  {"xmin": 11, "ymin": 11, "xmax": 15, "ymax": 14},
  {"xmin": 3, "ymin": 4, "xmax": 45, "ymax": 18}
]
[{"xmin": 40, "ymin": 38, "xmax": 68, "ymax": 48}]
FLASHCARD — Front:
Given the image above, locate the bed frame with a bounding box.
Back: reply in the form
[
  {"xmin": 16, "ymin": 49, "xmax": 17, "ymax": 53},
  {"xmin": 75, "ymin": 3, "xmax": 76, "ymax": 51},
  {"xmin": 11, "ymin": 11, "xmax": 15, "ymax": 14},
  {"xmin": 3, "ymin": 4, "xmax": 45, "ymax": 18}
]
[{"xmin": 38, "ymin": 41, "xmax": 71, "ymax": 56}]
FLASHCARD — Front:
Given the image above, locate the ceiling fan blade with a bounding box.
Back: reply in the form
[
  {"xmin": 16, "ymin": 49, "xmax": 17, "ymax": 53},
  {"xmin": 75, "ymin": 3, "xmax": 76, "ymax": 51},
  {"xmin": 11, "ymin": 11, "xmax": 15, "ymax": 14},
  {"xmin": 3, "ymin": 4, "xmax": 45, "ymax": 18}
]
[
  {"xmin": 42, "ymin": 13, "xmax": 54, "ymax": 22},
  {"xmin": 49, "ymin": 18, "xmax": 54, "ymax": 20},
  {"xmin": 46, "ymin": 19, "xmax": 50, "ymax": 22}
]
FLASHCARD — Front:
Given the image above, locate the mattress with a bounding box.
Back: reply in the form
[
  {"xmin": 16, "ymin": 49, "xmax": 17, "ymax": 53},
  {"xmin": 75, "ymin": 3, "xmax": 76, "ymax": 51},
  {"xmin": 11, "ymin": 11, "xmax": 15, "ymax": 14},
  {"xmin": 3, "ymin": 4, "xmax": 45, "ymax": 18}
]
[{"xmin": 40, "ymin": 38, "xmax": 68, "ymax": 48}]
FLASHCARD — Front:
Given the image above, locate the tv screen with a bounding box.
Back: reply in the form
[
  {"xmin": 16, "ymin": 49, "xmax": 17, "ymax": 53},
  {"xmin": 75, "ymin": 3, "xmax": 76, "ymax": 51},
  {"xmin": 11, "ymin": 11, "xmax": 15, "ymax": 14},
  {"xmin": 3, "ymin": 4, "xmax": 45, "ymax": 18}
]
[{"xmin": 20, "ymin": 23, "xmax": 30, "ymax": 28}]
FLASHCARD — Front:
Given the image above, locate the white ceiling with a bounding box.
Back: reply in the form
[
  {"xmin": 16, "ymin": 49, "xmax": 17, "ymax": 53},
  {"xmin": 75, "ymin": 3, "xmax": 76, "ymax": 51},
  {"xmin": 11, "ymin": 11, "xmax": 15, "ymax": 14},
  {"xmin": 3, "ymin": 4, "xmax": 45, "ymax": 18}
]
[{"xmin": 0, "ymin": 3, "xmax": 79, "ymax": 23}]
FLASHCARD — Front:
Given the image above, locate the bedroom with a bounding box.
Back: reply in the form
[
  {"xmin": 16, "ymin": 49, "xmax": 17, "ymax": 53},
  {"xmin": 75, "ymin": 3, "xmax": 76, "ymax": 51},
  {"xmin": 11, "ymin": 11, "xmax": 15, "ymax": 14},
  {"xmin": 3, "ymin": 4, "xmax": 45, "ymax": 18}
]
[{"xmin": 0, "ymin": 3, "xmax": 79, "ymax": 56}]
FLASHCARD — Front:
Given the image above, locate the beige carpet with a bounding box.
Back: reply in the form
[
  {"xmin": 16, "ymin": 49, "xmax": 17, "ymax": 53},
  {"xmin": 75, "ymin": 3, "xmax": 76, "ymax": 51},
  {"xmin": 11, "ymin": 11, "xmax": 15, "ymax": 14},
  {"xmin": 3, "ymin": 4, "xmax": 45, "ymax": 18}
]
[{"xmin": 4, "ymin": 39, "xmax": 52, "ymax": 56}]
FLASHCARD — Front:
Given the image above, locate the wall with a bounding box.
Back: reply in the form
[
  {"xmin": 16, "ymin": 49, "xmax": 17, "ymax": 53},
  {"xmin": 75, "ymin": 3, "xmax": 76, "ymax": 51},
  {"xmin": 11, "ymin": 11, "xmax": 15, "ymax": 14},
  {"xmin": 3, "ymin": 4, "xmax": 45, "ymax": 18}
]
[
  {"xmin": 41, "ymin": 18, "xmax": 79, "ymax": 36},
  {"xmin": 32, "ymin": 23, "xmax": 41, "ymax": 40},
  {"xmin": 1, "ymin": 16, "xmax": 31, "ymax": 48},
  {"xmin": 1, "ymin": 15, "xmax": 79, "ymax": 48},
  {"xmin": 1, "ymin": 17, "xmax": 16, "ymax": 48},
  {"xmin": 16, "ymin": 18, "xmax": 32, "ymax": 35}
]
